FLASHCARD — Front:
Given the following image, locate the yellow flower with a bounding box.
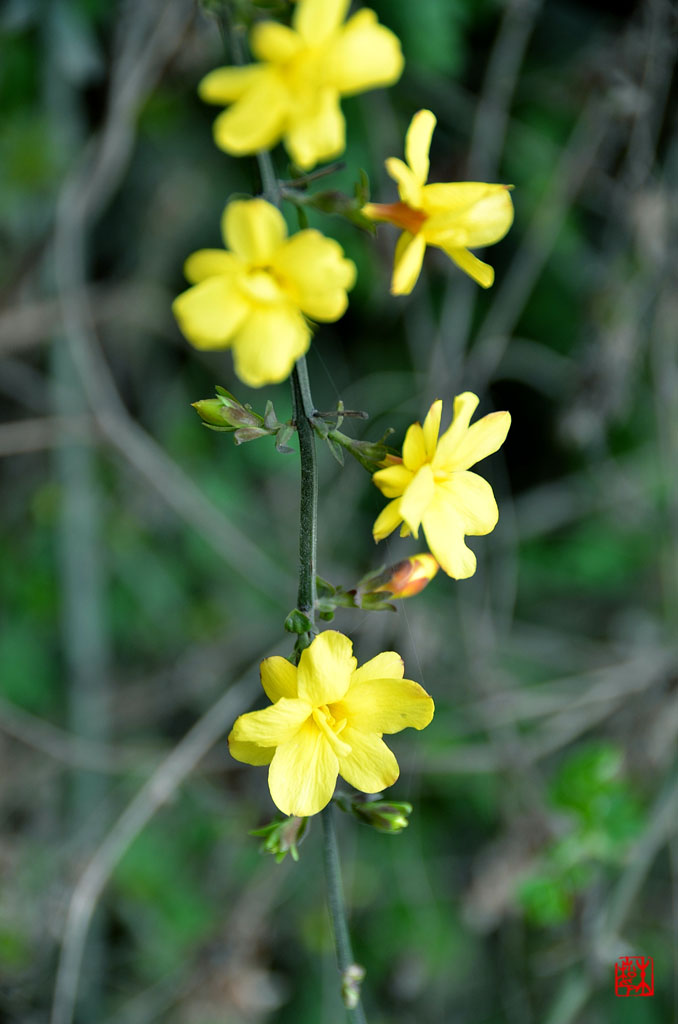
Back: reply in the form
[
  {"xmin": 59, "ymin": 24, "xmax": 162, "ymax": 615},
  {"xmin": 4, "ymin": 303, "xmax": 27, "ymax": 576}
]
[
  {"xmin": 199, "ymin": 0, "xmax": 403, "ymax": 170},
  {"xmin": 362, "ymin": 109, "xmax": 514, "ymax": 294},
  {"xmin": 372, "ymin": 393, "xmax": 511, "ymax": 579},
  {"xmin": 229, "ymin": 630, "xmax": 434, "ymax": 817},
  {"xmin": 172, "ymin": 198, "xmax": 356, "ymax": 388}
]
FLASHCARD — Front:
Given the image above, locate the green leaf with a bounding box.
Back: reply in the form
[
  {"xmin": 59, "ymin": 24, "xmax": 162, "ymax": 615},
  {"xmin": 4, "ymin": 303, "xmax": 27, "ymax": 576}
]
[
  {"xmin": 315, "ymin": 575, "xmax": 336, "ymax": 596},
  {"xmin": 284, "ymin": 608, "xmax": 313, "ymax": 634}
]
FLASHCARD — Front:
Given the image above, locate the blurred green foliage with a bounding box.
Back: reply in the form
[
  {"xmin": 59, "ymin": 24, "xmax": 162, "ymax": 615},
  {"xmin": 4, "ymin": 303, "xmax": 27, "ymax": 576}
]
[{"xmin": 518, "ymin": 743, "xmax": 644, "ymax": 926}]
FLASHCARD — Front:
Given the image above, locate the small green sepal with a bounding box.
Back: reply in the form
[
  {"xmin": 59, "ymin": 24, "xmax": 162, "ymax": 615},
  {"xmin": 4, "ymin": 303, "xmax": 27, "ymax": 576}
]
[
  {"xmin": 250, "ymin": 814, "xmax": 309, "ymax": 863},
  {"xmin": 326, "ymin": 437, "xmax": 345, "ymax": 465}
]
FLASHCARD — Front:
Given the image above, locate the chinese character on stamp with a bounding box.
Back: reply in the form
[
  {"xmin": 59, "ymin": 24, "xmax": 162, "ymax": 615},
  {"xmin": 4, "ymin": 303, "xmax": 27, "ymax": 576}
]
[{"xmin": 615, "ymin": 955, "xmax": 654, "ymax": 997}]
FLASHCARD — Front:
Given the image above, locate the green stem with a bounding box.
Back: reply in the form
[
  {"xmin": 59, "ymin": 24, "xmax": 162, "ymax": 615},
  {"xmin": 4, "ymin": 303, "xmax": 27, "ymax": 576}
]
[
  {"xmin": 291, "ymin": 359, "xmax": 317, "ymax": 653},
  {"xmin": 322, "ymin": 806, "xmax": 368, "ymax": 1023},
  {"xmin": 256, "ymin": 147, "xmax": 280, "ymax": 205}
]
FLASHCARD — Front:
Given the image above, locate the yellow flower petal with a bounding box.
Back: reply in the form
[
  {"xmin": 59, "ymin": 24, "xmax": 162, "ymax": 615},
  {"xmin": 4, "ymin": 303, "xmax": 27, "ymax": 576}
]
[
  {"xmin": 284, "ymin": 88, "xmax": 345, "ymax": 170},
  {"xmin": 230, "ymin": 306, "xmax": 310, "ymax": 388},
  {"xmin": 350, "ymin": 652, "xmax": 405, "ymax": 685},
  {"xmin": 422, "ymin": 493, "xmax": 477, "ymax": 579},
  {"xmin": 212, "ymin": 70, "xmax": 289, "ymax": 156},
  {"xmin": 423, "ymin": 184, "xmax": 512, "ymax": 246},
  {"xmin": 293, "ymin": 0, "xmax": 351, "ymax": 44},
  {"xmin": 445, "ymin": 411, "xmax": 511, "ymax": 471},
  {"xmin": 260, "ymin": 656, "xmax": 298, "ymax": 703},
  {"xmin": 337, "ymin": 728, "xmax": 399, "ymax": 792},
  {"xmin": 273, "ymin": 230, "xmax": 356, "ymax": 321},
  {"xmin": 399, "ymin": 464, "xmax": 434, "ymax": 538},
  {"xmin": 391, "ymin": 230, "xmax": 426, "ymax": 295},
  {"xmin": 422, "ymin": 399, "xmax": 443, "ymax": 459},
  {"xmin": 373, "ymin": 498, "xmax": 402, "ymax": 542},
  {"xmin": 335, "ymin": 677, "xmax": 434, "ymax": 735},
  {"xmin": 250, "ymin": 21, "xmax": 302, "ymax": 62},
  {"xmin": 421, "ymin": 181, "xmax": 496, "ymax": 213},
  {"xmin": 424, "ymin": 185, "xmax": 512, "ymax": 249},
  {"xmin": 445, "ymin": 247, "xmax": 495, "ymax": 288},
  {"xmin": 458, "ymin": 187, "xmax": 513, "ymax": 247},
  {"xmin": 433, "ymin": 391, "xmax": 480, "ymax": 468},
  {"xmin": 172, "ymin": 277, "xmax": 249, "ymax": 349},
  {"xmin": 184, "ymin": 249, "xmax": 240, "ymax": 285},
  {"xmin": 231, "ymin": 697, "xmax": 311, "ymax": 747},
  {"xmin": 228, "ymin": 737, "xmax": 275, "ymax": 766},
  {"xmin": 405, "ymin": 109, "xmax": 436, "ymax": 186},
  {"xmin": 385, "ymin": 158, "xmax": 422, "ymax": 209},
  {"xmin": 222, "ymin": 199, "xmax": 288, "ymax": 265},
  {"xmin": 198, "ymin": 65, "xmax": 267, "ymax": 103},
  {"xmin": 422, "ymin": 216, "xmax": 466, "ymax": 248},
  {"xmin": 268, "ymin": 720, "xmax": 339, "ymax": 815},
  {"xmin": 402, "ymin": 421, "xmax": 427, "ymax": 471},
  {"xmin": 441, "ymin": 471, "xmax": 499, "ymax": 535},
  {"xmin": 326, "ymin": 9, "xmax": 404, "ymax": 96},
  {"xmin": 371, "ymin": 463, "xmax": 413, "ymax": 498},
  {"xmin": 297, "ymin": 630, "xmax": 356, "ymax": 706}
]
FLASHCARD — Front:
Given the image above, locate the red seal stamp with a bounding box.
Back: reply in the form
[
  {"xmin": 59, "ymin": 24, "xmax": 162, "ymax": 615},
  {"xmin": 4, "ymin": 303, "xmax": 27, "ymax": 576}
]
[{"xmin": 615, "ymin": 955, "xmax": 654, "ymax": 997}]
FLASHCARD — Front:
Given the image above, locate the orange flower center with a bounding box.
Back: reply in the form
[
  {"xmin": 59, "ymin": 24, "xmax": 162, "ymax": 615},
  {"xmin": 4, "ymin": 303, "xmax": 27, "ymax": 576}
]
[{"xmin": 365, "ymin": 201, "xmax": 427, "ymax": 234}]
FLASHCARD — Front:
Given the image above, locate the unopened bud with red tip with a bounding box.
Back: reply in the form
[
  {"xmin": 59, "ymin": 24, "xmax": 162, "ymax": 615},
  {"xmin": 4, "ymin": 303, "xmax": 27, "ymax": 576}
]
[{"xmin": 362, "ymin": 553, "xmax": 439, "ymax": 600}]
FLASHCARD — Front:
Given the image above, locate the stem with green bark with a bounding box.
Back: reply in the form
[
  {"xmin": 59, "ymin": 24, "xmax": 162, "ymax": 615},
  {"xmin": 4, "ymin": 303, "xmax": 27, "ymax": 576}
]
[{"xmin": 290, "ymin": 359, "xmax": 318, "ymax": 654}]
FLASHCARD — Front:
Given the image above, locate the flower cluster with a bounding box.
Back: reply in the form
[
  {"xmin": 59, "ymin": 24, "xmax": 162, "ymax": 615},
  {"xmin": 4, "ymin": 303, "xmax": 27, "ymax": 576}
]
[{"xmin": 174, "ymin": 3, "xmax": 517, "ymax": 818}]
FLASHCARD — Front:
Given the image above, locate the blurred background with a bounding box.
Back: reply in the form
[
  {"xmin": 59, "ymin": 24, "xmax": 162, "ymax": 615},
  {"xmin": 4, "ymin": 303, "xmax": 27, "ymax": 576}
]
[{"xmin": 1, "ymin": 0, "xmax": 677, "ymax": 1021}]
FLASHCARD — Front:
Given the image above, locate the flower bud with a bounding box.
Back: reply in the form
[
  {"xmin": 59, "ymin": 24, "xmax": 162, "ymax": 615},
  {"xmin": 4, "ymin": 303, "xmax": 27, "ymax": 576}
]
[
  {"xmin": 250, "ymin": 815, "xmax": 309, "ymax": 863},
  {"xmin": 192, "ymin": 392, "xmax": 263, "ymax": 430},
  {"xmin": 362, "ymin": 554, "xmax": 439, "ymax": 600},
  {"xmin": 341, "ymin": 964, "xmax": 366, "ymax": 1009},
  {"xmin": 350, "ymin": 796, "xmax": 413, "ymax": 834},
  {"xmin": 191, "ymin": 399, "xmax": 234, "ymax": 429}
]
